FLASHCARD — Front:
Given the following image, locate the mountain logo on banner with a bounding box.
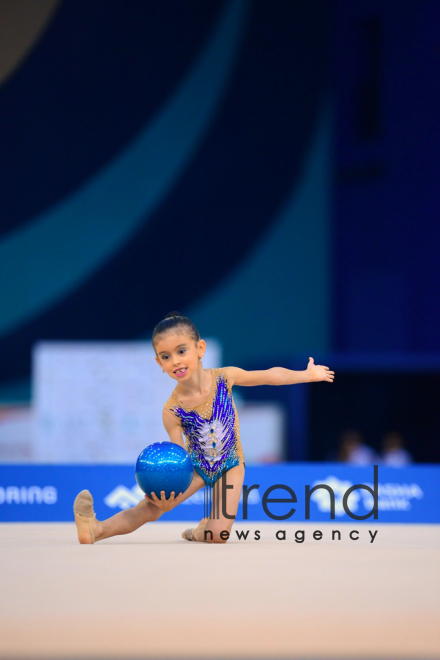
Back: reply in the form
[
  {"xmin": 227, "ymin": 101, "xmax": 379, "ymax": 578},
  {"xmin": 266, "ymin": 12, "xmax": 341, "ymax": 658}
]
[
  {"xmin": 104, "ymin": 485, "xmax": 144, "ymax": 510},
  {"xmin": 104, "ymin": 485, "xmax": 207, "ymax": 510}
]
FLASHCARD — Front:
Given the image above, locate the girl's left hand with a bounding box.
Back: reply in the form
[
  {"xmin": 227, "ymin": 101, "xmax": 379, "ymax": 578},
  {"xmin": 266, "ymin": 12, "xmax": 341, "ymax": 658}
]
[
  {"xmin": 306, "ymin": 357, "xmax": 335, "ymax": 383},
  {"xmin": 144, "ymin": 490, "xmax": 184, "ymax": 511}
]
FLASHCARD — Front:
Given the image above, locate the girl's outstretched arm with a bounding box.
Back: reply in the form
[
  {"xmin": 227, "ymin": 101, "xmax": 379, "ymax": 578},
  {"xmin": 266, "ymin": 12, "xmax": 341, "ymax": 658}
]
[{"xmin": 225, "ymin": 358, "xmax": 334, "ymax": 387}]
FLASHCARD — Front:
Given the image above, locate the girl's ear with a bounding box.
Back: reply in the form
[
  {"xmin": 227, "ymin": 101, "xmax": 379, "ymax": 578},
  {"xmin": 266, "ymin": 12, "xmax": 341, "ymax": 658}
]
[
  {"xmin": 154, "ymin": 355, "xmax": 162, "ymax": 368},
  {"xmin": 197, "ymin": 339, "xmax": 206, "ymax": 359}
]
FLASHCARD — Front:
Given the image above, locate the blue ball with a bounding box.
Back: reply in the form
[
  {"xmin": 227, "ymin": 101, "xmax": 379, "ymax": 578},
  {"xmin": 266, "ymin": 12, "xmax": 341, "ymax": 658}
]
[{"xmin": 135, "ymin": 442, "xmax": 194, "ymax": 500}]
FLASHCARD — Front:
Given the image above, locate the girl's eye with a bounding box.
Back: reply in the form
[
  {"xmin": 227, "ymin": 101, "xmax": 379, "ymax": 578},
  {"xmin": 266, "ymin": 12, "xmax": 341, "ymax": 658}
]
[
  {"xmin": 179, "ymin": 349, "xmax": 186, "ymax": 354},
  {"xmin": 162, "ymin": 356, "xmax": 169, "ymax": 360}
]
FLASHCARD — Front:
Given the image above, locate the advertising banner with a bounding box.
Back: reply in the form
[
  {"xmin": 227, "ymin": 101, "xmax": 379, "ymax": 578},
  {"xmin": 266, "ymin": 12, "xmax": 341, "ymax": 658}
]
[{"xmin": 1, "ymin": 464, "xmax": 439, "ymax": 524}]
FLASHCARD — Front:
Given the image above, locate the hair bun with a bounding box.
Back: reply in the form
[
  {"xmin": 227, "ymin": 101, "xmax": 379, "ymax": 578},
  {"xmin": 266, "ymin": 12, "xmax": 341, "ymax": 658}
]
[
  {"xmin": 163, "ymin": 310, "xmax": 183, "ymax": 320},
  {"xmin": 153, "ymin": 311, "xmax": 200, "ymax": 346}
]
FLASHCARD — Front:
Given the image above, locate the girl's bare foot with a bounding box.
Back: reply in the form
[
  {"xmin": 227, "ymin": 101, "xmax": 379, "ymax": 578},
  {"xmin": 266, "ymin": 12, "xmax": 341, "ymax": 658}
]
[
  {"xmin": 73, "ymin": 490, "xmax": 101, "ymax": 544},
  {"xmin": 182, "ymin": 517, "xmax": 208, "ymax": 542}
]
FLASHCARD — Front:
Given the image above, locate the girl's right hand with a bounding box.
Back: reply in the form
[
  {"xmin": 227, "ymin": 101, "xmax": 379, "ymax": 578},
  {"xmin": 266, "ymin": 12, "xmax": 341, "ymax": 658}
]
[{"xmin": 144, "ymin": 490, "xmax": 183, "ymax": 511}]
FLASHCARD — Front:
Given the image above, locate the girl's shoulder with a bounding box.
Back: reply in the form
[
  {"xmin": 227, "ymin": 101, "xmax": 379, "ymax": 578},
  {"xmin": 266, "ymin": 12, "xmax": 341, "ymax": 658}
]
[
  {"xmin": 215, "ymin": 366, "xmax": 233, "ymax": 391},
  {"xmin": 163, "ymin": 392, "xmax": 177, "ymax": 411}
]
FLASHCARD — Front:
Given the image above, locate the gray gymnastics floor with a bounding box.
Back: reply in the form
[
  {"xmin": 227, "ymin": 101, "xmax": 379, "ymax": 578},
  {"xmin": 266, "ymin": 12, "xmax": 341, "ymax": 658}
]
[{"xmin": 0, "ymin": 522, "xmax": 439, "ymax": 659}]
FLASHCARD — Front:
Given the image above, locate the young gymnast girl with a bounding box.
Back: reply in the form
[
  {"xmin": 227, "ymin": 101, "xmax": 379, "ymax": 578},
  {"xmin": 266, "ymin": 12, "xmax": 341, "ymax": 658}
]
[{"xmin": 73, "ymin": 311, "xmax": 334, "ymax": 544}]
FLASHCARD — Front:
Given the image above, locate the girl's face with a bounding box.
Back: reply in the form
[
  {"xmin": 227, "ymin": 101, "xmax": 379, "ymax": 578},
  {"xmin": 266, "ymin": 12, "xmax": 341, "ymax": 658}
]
[{"xmin": 154, "ymin": 332, "xmax": 206, "ymax": 382}]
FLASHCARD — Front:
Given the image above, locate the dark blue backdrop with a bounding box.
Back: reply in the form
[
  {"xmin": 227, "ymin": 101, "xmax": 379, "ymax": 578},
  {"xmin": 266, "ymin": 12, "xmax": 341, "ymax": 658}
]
[{"xmin": 333, "ymin": 1, "xmax": 440, "ymax": 353}]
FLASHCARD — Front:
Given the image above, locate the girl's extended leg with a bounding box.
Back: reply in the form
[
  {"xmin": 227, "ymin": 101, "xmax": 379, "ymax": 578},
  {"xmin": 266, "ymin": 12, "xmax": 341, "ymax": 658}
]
[
  {"xmin": 74, "ymin": 471, "xmax": 205, "ymax": 544},
  {"xmin": 192, "ymin": 462, "xmax": 245, "ymax": 543}
]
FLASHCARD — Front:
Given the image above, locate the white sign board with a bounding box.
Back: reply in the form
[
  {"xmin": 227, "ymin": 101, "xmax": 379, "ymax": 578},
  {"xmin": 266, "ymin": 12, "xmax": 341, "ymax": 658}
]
[
  {"xmin": 32, "ymin": 340, "xmax": 221, "ymax": 463},
  {"xmin": 237, "ymin": 403, "xmax": 284, "ymax": 463}
]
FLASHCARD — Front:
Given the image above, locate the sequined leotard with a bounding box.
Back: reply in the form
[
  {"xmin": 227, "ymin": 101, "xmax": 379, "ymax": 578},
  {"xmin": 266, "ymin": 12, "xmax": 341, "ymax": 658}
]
[{"xmin": 163, "ymin": 367, "xmax": 244, "ymax": 486}]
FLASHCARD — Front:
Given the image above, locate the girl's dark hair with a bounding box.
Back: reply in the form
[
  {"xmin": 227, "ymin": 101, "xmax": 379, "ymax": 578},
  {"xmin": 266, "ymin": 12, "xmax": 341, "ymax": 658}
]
[{"xmin": 152, "ymin": 311, "xmax": 200, "ymax": 349}]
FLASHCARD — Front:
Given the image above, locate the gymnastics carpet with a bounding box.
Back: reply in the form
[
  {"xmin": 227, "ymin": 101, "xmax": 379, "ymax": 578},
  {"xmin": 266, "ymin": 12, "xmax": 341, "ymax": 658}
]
[{"xmin": 0, "ymin": 522, "xmax": 439, "ymax": 659}]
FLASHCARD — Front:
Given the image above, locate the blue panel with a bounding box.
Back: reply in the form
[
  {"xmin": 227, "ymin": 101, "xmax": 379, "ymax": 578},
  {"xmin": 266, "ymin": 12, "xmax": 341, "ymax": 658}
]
[{"xmin": 1, "ymin": 464, "xmax": 438, "ymax": 524}]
